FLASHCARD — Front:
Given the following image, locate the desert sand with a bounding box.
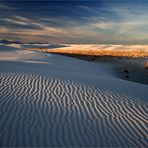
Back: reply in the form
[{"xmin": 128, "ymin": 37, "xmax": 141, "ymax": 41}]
[
  {"xmin": 27, "ymin": 44, "xmax": 148, "ymax": 57},
  {"xmin": 0, "ymin": 44, "xmax": 147, "ymax": 147}
]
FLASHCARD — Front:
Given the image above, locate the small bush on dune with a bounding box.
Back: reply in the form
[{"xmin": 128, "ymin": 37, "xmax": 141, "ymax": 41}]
[
  {"xmin": 144, "ymin": 62, "xmax": 148, "ymax": 69},
  {"xmin": 124, "ymin": 69, "xmax": 129, "ymax": 73}
]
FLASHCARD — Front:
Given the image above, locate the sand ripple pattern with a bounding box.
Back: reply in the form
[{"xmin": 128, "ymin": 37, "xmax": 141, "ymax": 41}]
[{"xmin": 0, "ymin": 72, "xmax": 147, "ymax": 147}]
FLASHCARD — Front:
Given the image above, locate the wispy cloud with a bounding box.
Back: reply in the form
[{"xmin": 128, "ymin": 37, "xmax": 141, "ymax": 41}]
[
  {"xmin": 0, "ymin": 27, "xmax": 9, "ymax": 33},
  {"xmin": 93, "ymin": 22, "xmax": 114, "ymax": 30},
  {"xmin": 0, "ymin": 16, "xmax": 45, "ymax": 30},
  {"xmin": 2, "ymin": 18, "xmax": 27, "ymax": 25},
  {"xmin": 1, "ymin": 1, "xmax": 148, "ymax": 44},
  {"xmin": 0, "ymin": 3, "xmax": 14, "ymax": 10}
]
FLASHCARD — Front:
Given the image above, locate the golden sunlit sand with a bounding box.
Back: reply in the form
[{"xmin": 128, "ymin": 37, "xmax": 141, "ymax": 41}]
[{"xmin": 26, "ymin": 44, "xmax": 148, "ymax": 57}]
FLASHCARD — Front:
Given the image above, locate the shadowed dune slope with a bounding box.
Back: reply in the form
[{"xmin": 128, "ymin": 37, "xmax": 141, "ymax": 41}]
[{"xmin": 0, "ymin": 72, "xmax": 147, "ymax": 147}]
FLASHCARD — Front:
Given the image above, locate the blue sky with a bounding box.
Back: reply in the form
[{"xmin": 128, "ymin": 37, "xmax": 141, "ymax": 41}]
[{"xmin": 0, "ymin": 0, "xmax": 148, "ymax": 44}]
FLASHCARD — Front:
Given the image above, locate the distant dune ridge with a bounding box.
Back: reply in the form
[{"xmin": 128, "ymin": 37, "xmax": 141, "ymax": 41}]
[
  {"xmin": 0, "ymin": 45, "xmax": 148, "ymax": 147},
  {"xmin": 26, "ymin": 44, "xmax": 148, "ymax": 58}
]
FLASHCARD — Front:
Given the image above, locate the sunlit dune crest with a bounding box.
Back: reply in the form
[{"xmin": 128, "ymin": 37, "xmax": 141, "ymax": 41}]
[{"xmin": 26, "ymin": 44, "xmax": 148, "ymax": 58}]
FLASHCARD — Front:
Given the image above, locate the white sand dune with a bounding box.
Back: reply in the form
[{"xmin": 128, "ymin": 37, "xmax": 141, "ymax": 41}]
[
  {"xmin": 0, "ymin": 45, "xmax": 148, "ymax": 147},
  {"xmin": 28, "ymin": 44, "xmax": 148, "ymax": 57}
]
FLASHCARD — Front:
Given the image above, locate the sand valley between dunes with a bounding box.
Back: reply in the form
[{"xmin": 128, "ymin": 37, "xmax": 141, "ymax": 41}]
[{"xmin": 0, "ymin": 45, "xmax": 148, "ymax": 147}]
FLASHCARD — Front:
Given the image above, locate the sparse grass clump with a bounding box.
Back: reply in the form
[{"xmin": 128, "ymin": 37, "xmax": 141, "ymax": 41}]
[{"xmin": 144, "ymin": 61, "xmax": 148, "ymax": 69}]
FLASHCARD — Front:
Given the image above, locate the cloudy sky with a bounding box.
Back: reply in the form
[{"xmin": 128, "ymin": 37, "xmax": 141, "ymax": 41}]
[{"xmin": 0, "ymin": 0, "xmax": 148, "ymax": 44}]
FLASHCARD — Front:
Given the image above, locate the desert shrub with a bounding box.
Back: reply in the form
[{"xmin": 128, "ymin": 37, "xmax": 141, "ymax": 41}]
[{"xmin": 144, "ymin": 61, "xmax": 148, "ymax": 69}]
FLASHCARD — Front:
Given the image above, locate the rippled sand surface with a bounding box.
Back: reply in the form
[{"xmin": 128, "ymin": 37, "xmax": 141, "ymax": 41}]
[{"xmin": 0, "ymin": 45, "xmax": 147, "ymax": 147}]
